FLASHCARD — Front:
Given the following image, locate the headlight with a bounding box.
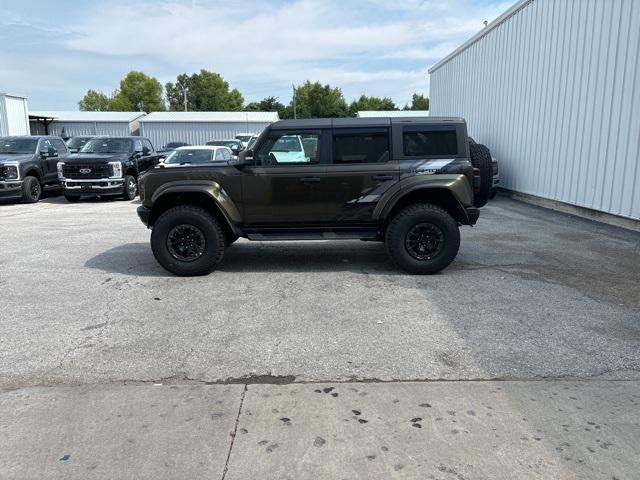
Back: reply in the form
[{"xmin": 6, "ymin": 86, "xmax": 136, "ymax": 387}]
[
  {"xmin": 57, "ymin": 162, "xmax": 65, "ymax": 179},
  {"xmin": 1, "ymin": 163, "xmax": 19, "ymax": 180},
  {"xmin": 109, "ymin": 161, "xmax": 123, "ymax": 178}
]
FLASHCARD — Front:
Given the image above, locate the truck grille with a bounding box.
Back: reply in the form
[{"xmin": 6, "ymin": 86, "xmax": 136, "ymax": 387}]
[{"xmin": 63, "ymin": 163, "xmax": 112, "ymax": 179}]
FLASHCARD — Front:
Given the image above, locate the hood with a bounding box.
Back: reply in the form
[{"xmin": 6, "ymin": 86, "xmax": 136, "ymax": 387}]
[
  {"xmin": 0, "ymin": 153, "xmax": 34, "ymax": 164},
  {"xmin": 64, "ymin": 152, "xmax": 130, "ymax": 164}
]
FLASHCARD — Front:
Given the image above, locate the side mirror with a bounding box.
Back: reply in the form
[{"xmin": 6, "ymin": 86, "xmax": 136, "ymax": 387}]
[
  {"xmin": 236, "ymin": 148, "xmax": 254, "ymax": 167},
  {"xmin": 231, "ymin": 146, "xmax": 240, "ymax": 155},
  {"xmin": 49, "ymin": 146, "xmax": 58, "ymax": 157}
]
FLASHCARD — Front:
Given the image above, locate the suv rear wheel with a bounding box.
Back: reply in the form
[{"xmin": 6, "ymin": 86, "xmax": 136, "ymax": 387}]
[
  {"xmin": 385, "ymin": 203, "xmax": 460, "ymax": 274},
  {"xmin": 151, "ymin": 205, "xmax": 225, "ymax": 276},
  {"xmin": 22, "ymin": 176, "xmax": 42, "ymax": 203}
]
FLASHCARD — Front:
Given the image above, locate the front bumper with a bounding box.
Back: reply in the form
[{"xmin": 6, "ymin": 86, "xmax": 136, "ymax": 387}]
[
  {"xmin": 0, "ymin": 180, "xmax": 23, "ymax": 198},
  {"xmin": 61, "ymin": 178, "xmax": 124, "ymax": 195},
  {"xmin": 137, "ymin": 205, "xmax": 151, "ymax": 227}
]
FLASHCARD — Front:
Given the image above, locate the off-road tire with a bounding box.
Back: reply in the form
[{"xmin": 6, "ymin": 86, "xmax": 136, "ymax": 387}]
[
  {"xmin": 151, "ymin": 205, "xmax": 225, "ymax": 276},
  {"xmin": 122, "ymin": 175, "xmax": 138, "ymax": 201},
  {"xmin": 22, "ymin": 176, "xmax": 42, "ymax": 203},
  {"xmin": 64, "ymin": 194, "xmax": 81, "ymax": 202},
  {"xmin": 385, "ymin": 203, "xmax": 460, "ymax": 274},
  {"xmin": 469, "ymin": 143, "xmax": 492, "ymax": 208}
]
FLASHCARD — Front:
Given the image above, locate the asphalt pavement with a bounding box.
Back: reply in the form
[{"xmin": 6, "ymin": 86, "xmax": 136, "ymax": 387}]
[{"xmin": 0, "ymin": 194, "xmax": 638, "ymax": 478}]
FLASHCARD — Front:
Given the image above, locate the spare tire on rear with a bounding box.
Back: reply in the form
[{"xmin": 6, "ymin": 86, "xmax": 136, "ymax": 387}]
[{"xmin": 469, "ymin": 142, "xmax": 492, "ymax": 208}]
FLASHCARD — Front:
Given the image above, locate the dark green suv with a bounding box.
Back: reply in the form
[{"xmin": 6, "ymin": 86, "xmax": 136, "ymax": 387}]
[{"xmin": 137, "ymin": 117, "xmax": 481, "ymax": 276}]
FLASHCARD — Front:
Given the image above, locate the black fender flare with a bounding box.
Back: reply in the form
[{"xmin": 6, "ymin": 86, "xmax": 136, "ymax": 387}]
[{"xmin": 150, "ymin": 180, "xmax": 242, "ymax": 235}]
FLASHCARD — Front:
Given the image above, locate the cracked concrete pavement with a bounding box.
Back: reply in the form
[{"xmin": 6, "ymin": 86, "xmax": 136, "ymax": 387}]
[{"xmin": 1, "ymin": 194, "xmax": 639, "ymax": 478}]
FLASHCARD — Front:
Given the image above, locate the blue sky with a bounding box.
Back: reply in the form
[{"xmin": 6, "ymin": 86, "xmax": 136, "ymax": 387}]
[{"xmin": 0, "ymin": 0, "xmax": 512, "ymax": 110}]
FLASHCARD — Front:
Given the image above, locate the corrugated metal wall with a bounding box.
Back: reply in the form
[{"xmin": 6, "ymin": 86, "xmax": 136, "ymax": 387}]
[
  {"xmin": 429, "ymin": 0, "xmax": 640, "ymax": 220},
  {"xmin": 0, "ymin": 94, "xmax": 30, "ymax": 136},
  {"xmin": 29, "ymin": 121, "xmax": 132, "ymax": 137},
  {"xmin": 139, "ymin": 121, "xmax": 272, "ymax": 149}
]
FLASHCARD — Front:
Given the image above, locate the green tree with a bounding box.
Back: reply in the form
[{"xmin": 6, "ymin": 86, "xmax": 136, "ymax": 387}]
[
  {"xmin": 78, "ymin": 89, "xmax": 112, "ymax": 111},
  {"xmin": 165, "ymin": 70, "xmax": 243, "ymax": 111},
  {"xmin": 403, "ymin": 93, "xmax": 429, "ymax": 111},
  {"xmin": 109, "ymin": 71, "xmax": 165, "ymax": 112},
  {"xmin": 348, "ymin": 95, "xmax": 396, "ymax": 116},
  {"xmin": 290, "ymin": 81, "xmax": 348, "ymax": 118},
  {"xmin": 245, "ymin": 96, "xmax": 286, "ymax": 119}
]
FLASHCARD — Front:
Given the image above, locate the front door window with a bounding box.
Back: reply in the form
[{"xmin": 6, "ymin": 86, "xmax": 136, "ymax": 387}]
[{"xmin": 256, "ymin": 133, "xmax": 320, "ymax": 166}]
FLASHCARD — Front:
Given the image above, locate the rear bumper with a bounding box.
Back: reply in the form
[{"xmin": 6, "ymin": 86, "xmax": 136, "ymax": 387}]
[
  {"xmin": 464, "ymin": 207, "xmax": 480, "ymax": 225},
  {"xmin": 0, "ymin": 180, "xmax": 23, "ymax": 198},
  {"xmin": 137, "ymin": 205, "xmax": 151, "ymax": 227}
]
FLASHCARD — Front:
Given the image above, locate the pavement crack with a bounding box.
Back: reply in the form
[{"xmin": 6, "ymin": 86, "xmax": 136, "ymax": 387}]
[{"xmin": 221, "ymin": 384, "xmax": 247, "ymax": 480}]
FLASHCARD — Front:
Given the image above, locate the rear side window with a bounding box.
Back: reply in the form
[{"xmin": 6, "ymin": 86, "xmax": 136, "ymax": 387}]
[
  {"xmin": 403, "ymin": 127, "xmax": 458, "ymax": 157},
  {"xmin": 333, "ymin": 129, "xmax": 389, "ymax": 164}
]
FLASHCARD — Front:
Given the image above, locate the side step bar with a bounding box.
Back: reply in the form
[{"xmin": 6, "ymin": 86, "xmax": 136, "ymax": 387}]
[{"xmin": 247, "ymin": 229, "xmax": 379, "ymax": 241}]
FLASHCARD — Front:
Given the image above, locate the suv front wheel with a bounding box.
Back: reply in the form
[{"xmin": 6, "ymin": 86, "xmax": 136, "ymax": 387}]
[
  {"xmin": 151, "ymin": 205, "xmax": 225, "ymax": 276},
  {"xmin": 385, "ymin": 203, "xmax": 460, "ymax": 274}
]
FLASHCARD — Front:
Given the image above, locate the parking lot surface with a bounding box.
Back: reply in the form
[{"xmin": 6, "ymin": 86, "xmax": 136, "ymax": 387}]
[
  {"xmin": 1, "ymin": 195, "xmax": 639, "ymax": 386},
  {"xmin": 1, "ymin": 195, "xmax": 639, "ymax": 479}
]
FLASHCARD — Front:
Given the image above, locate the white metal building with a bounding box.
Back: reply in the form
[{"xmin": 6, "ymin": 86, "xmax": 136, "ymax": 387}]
[
  {"xmin": 357, "ymin": 110, "xmax": 429, "ymax": 118},
  {"xmin": 28, "ymin": 111, "xmax": 146, "ymax": 137},
  {"xmin": 139, "ymin": 112, "xmax": 279, "ymax": 148},
  {"xmin": 0, "ymin": 93, "xmax": 30, "ymax": 136},
  {"xmin": 429, "ymin": 0, "xmax": 640, "ymax": 222}
]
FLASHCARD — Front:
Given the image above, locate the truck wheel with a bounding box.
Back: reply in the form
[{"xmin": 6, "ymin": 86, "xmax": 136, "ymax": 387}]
[
  {"xmin": 469, "ymin": 143, "xmax": 492, "ymax": 208},
  {"xmin": 22, "ymin": 176, "xmax": 42, "ymax": 203},
  {"xmin": 64, "ymin": 194, "xmax": 81, "ymax": 202},
  {"xmin": 385, "ymin": 203, "xmax": 460, "ymax": 274},
  {"xmin": 151, "ymin": 205, "xmax": 225, "ymax": 276},
  {"xmin": 122, "ymin": 175, "xmax": 138, "ymax": 200}
]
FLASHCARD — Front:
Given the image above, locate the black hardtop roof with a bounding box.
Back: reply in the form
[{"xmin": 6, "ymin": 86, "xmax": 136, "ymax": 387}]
[{"xmin": 271, "ymin": 117, "xmax": 465, "ymax": 130}]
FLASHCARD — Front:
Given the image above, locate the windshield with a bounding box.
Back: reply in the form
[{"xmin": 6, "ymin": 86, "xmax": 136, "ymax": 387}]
[
  {"xmin": 81, "ymin": 138, "xmax": 133, "ymax": 154},
  {"xmin": 0, "ymin": 138, "xmax": 38, "ymax": 154},
  {"xmin": 164, "ymin": 142, "xmax": 188, "ymax": 149},
  {"xmin": 207, "ymin": 140, "xmax": 238, "ymax": 148},
  {"xmin": 164, "ymin": 149, "xmax": 214, "ymax": 164},
  {"xmin": 66, "ymin": 137, "xmax": 92, "ymax": 150}
]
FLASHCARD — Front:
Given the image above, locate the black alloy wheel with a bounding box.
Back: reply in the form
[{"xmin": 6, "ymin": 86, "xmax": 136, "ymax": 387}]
[
  {"xmin": 166, "ymin": 224, "xmax": 206, "ymax": 262},
  {"xmin": 404, "ymin": 222, "xmax": 444, "ymax": 261}
]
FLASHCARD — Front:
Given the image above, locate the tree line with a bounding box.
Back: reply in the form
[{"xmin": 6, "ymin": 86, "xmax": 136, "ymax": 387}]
[{"xmin": 79, "ymin": 70, "xmax": 429, "ymax": 119}]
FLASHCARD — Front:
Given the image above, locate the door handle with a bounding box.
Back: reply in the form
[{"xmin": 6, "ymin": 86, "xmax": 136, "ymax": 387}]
[
  {"xmin": 372, "ymin": 174, "xmax": 394, "ymax": 181},
  {"xmin": 300, "ymin": 177, "xmax": 320, "ymax": 183}
]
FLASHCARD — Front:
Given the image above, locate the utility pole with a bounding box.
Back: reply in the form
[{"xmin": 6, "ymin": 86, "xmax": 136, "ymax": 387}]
[
  {"xmin": 183, "ymin": 87, "xmax": 189, "ymax": 112},
  {"xmin": 292, "ymin": 84, "xmax": 297, "ymax": 119}
]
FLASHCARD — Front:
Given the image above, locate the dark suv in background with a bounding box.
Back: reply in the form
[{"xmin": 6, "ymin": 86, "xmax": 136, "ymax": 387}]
[
  {"xmin": 58, "ymin": 136, "xmax": 160, "ymax": 202},
  {"xmin": 0, "ymin": 136, "xmax": 69, "ymax": 203},
  {"xmin": 138, "ymin": 117, "xmax": 483, "ymax": 276}
]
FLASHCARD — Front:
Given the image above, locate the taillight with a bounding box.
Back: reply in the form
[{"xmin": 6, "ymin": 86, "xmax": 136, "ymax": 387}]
[{"xmin": 473, "ymin": 168, "xmax": 481, "ymax": 192}]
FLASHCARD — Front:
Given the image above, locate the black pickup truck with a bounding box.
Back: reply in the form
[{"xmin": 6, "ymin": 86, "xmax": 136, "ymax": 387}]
[
  {"xmin": 0, "ymin": 136, "xmax": 69, "ymax": 203},
  {"xmin": 57, "ymin": 136, "xmax": 160, "ymax": 201}
]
